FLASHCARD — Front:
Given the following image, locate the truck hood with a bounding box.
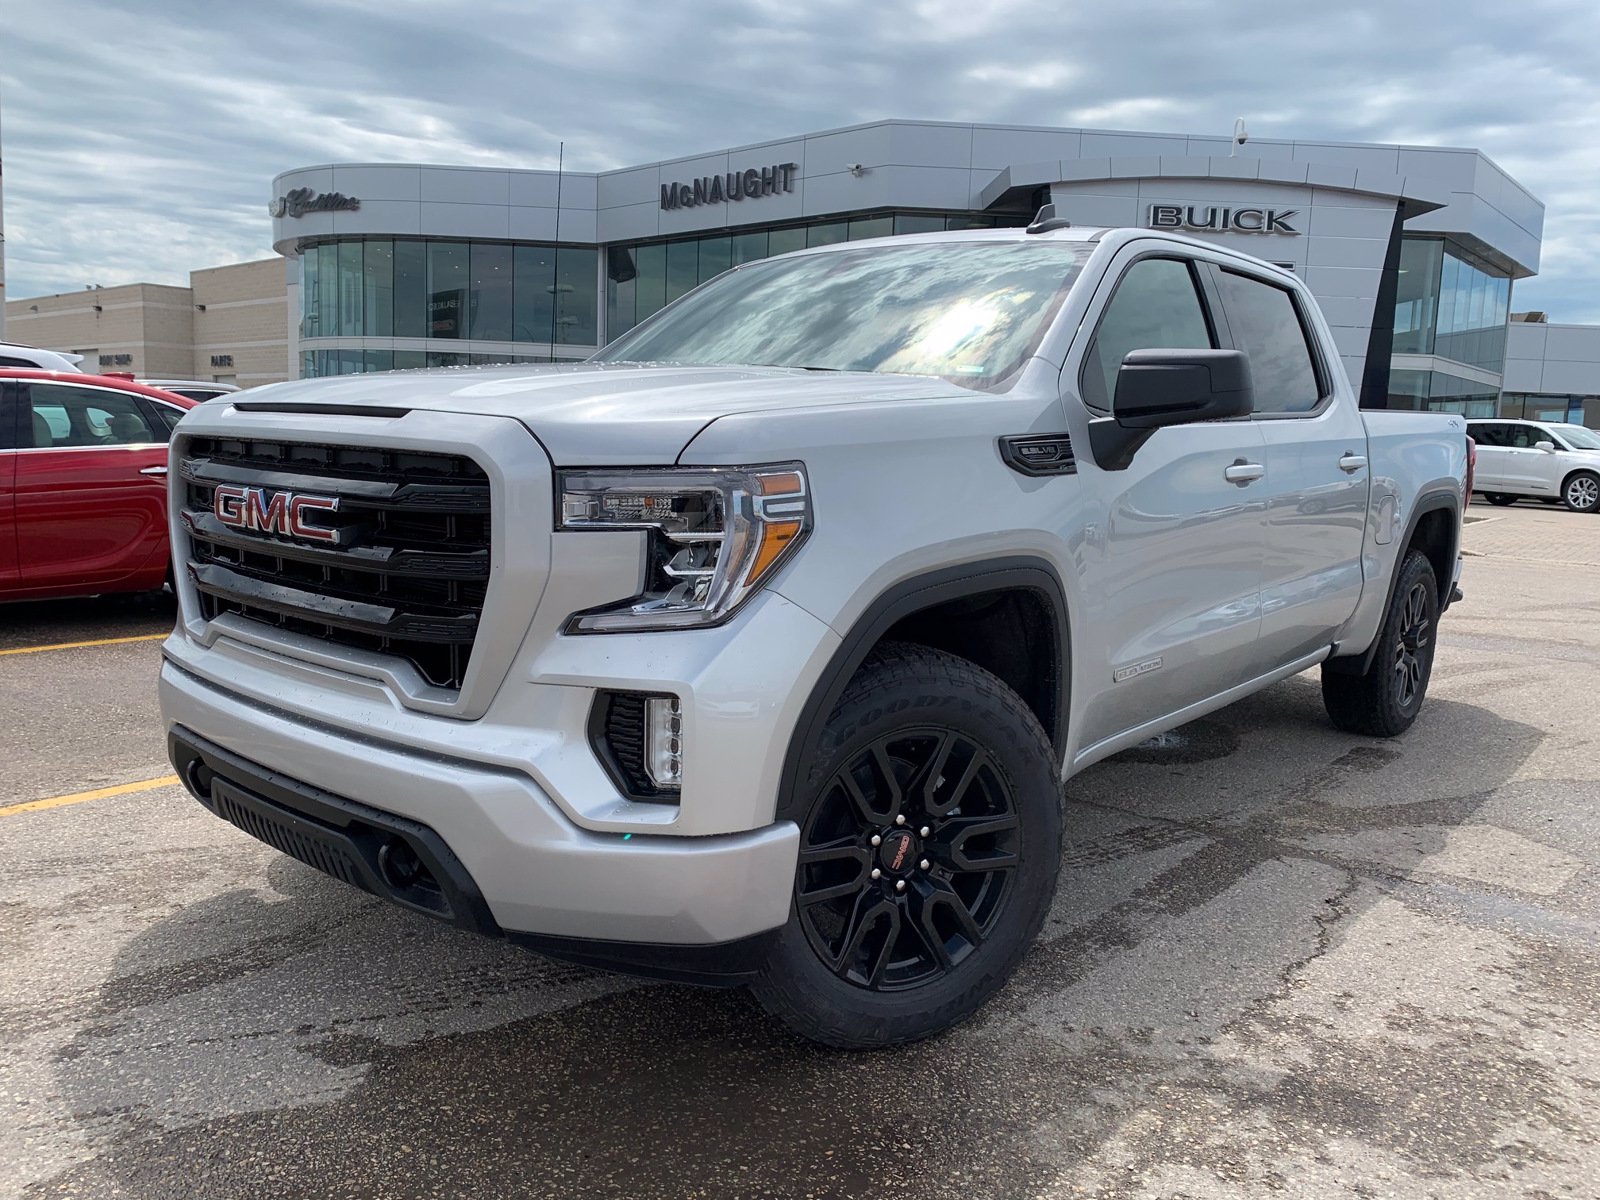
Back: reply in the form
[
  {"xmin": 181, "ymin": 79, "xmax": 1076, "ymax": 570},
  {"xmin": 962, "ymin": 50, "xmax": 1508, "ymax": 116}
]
[{"xmin": 231, "ymin": 363, "xmax": 980, "ymax": 464}]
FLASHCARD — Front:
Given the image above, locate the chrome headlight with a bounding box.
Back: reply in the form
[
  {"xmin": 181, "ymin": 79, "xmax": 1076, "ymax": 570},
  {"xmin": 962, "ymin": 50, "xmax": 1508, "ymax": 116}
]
[{"xmin": 557, "ymin": 463, "xmax": 810, "ymax": 632}]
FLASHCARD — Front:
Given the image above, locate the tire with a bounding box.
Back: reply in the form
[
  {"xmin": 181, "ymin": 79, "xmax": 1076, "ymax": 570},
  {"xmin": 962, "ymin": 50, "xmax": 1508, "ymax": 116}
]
[
  {"xmin": 1322, "ymin": 549, "xmax": 1439, "ymax": 738},
  {"xmin": 1562, "ymin": 471, "xmax": 1600, "ymax": 513},
  {"xmin": 751, "ymin": 642, "xmax": 1062, "ymax": 1049},
  {"xmin": 1483, "ymin": 493, "xmax": 1517, "ymax": 506}
]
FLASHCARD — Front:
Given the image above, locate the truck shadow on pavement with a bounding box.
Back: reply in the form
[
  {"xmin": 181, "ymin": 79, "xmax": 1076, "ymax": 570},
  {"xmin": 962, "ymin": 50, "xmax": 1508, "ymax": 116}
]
[{"xmin": 37, "ymin": 677, "xmax": 1575, "ymax": 1200}]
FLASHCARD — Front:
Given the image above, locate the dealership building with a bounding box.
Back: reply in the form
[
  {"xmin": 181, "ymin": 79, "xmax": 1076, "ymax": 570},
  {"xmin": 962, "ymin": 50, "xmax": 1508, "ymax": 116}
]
[{"xmin": 270, "ymin": 118, "xmax": 1551, "ymax": 416}]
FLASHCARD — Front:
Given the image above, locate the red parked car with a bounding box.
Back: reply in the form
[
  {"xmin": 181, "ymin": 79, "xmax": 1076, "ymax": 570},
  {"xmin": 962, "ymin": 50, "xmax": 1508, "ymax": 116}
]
[{"xmin": 1, "ymin": 370, "xmax": 197, "ymax": 602}]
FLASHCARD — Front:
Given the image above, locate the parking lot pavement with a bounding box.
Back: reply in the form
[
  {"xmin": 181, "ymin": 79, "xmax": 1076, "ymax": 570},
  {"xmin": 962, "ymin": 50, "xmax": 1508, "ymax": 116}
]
[{"xmin": 3, "ymin": 505, "xmax": 1598, "ymax": 1200}]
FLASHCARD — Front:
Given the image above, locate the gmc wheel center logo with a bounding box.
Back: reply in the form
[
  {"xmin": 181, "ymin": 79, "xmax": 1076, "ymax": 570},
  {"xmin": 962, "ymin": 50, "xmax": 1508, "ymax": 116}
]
[{"xmin": 213, "ymin": 485, "xmax": 342, "ymax": 543}]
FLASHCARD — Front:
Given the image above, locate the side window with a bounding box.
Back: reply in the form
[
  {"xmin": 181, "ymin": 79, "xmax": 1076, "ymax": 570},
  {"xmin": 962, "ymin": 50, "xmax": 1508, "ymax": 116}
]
[
  {"xmin": 145, "ymin": 401, "xmax": 186, "ymax": 437},
  {"xmin": 1504, "ymin": 424, "xmax": 1541, "ymax": 449},
  {"xmin": 1470, "ymin": 423, "xmax": 1506, "ymax": 447},
  {"xmin": 1216, "ymin": 270, "xmax": 1323, "ymax": 415},
  {"xmin": 24, "ymin": 384, "xmax": 158, "ymax": 449},
  {"xmin": 0, "ymin": 355, "xmax": 40, "ymax": 368},
  {"xmin": 1080, "ymin": 258, "xmax": 1213, "ymax": 411},
  {"xmin": 0, "ymin": 386, "xmax": 20, "ymax": 449}
]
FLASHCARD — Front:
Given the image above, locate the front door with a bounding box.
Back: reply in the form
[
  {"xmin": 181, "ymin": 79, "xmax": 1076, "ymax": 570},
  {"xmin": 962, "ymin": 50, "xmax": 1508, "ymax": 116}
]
[
  {"xmin": 1066, "ymin": 252, "xmax": 1269, "ymax": 752},
  {"xmin": 1211, "ymin": 264, "xmax": 1369, "ymax": 665},
  {"xmin": 14, "ymin": 381, "xmax": 172, "ymax": 594}
]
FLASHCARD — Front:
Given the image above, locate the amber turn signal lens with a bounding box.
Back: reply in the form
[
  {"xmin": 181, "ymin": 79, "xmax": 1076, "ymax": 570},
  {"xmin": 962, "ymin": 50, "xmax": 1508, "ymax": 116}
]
[{"xmin": 749, "ymin": 519, "xmax": 804, "ymax": 580}]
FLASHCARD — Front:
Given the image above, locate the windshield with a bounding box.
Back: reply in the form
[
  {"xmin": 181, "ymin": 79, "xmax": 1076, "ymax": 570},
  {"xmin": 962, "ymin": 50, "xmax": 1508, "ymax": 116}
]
[
  {"xmin": 1554, "ymin": 424, "xmax": 1600, "ymax": 450},
  {"xmin": 595, "ymin": 240, "xmax": 1093, "ymax": 388}
]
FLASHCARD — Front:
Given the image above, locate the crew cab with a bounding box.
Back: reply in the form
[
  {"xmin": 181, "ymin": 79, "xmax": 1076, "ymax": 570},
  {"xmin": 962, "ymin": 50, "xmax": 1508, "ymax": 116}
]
[
  {"xmin": 1466, "ymin": 418, "xmax": 1600, "ymax": 512},
  {"xmin": 158, "ymin": 222, "xmax": 1468, "ymax": 1048},
  {"xmin": 1, "ymin": 370, "xmax": 196, "ymax": 601}
]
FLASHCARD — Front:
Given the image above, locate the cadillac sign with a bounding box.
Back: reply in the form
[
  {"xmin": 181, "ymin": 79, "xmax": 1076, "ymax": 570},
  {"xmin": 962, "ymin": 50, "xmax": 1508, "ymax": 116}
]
[
  {"xmin": 269, "ymin": 188, "xmax": 362, "ymax": 219},
  {"xmin": 661, "ymin": 162, "xmax": 798, "ymax": 210},
  {"xmin": 1147, "ymin": 204, "xmax": 1300, "ymax": 234}
]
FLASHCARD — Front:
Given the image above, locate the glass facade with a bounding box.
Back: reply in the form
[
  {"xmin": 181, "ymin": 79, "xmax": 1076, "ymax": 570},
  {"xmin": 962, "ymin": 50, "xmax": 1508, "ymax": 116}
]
[
  {"xmin": 605, "ymin": 211, "xmax": 1029, "ymax": 338},
  {"xmin": 1391, "ymin": 236, "xmax": 1511, "ymax": 370},
  {"xmin": 1386, "ymin": 235, "xmax": 1514, "ymax": 416},
  {"xmin": 1501, "ymin": 394, "xmax": 1599, "ymax": 425},
  {"xmin": 1386, "ymin": 367, "xmax": 1499, "ymax": 417},
  {"xmin": 299, "ymin": 237, "xmax": 600, "ymax": 377}
]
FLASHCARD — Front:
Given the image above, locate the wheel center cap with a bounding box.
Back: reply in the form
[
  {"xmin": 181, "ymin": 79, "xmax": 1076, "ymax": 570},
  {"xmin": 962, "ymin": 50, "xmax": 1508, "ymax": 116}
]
[{"xmin": 878, "ymin": 829, "xmax": 919, "ymax": 875}]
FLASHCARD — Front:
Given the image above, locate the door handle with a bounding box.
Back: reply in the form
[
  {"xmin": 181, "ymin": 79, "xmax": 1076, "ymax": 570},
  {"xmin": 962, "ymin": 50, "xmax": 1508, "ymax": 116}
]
[
  {"xmin": 1338, "ymin": 453, "xmax": 1368, "ymax": 473},
  {"xmin": 139, "ymin": 465, "xmax": 168, "ymax": 476},
  {"xmin": 1224, "ymin": 461, "xmax": 1266, "ymax": 485}
]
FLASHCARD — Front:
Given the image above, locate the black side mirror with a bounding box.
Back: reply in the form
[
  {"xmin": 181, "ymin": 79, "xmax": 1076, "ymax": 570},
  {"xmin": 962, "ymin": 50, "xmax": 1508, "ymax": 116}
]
[{"xmin": 1089, "ymin": 348, "xmax": 1254, "ymax": 470}]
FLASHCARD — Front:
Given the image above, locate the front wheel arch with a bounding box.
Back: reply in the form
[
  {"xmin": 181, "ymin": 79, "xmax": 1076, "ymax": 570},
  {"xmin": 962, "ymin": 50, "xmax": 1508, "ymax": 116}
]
[{"xmin": 774, "ymin": 559, "xmax": 1072, "ymax": 826}]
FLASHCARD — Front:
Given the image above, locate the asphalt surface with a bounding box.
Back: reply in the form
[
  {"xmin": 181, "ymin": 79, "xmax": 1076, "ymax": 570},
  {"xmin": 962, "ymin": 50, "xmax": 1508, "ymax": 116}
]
[{"xmin": 3, "ymin": 500, "xmax": 1598, "ymax": 1199}]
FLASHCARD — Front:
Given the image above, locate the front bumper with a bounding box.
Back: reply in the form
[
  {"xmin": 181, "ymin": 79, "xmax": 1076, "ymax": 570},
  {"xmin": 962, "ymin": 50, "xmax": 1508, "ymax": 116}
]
[{"xmin": 161, "ymin": 661, "xmax": 799, "ymax": 952}]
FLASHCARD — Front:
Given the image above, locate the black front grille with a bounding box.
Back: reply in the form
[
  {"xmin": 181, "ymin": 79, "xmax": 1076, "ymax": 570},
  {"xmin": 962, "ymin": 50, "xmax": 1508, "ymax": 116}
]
[{"xmin": 179, "ymin": 436, "xmax": 492, "ymax": 692}]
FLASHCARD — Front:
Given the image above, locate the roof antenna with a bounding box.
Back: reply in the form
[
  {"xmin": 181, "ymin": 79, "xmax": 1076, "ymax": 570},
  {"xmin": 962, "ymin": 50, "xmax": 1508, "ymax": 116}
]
[
  {"xmin": 1026, "ymin": 202, "xmax": 1072, "ymax": 234},
  {"xmin": 1230, "ymin": 118, "xmax": 1249, "ymax": 157}
]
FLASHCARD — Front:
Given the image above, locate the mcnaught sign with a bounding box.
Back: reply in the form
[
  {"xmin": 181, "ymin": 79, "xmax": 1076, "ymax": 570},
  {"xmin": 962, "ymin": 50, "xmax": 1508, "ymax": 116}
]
[
  {"xmin": 1147, "ymin": 204, "xmax": 1300, "ymax": 234},
  {"xmin": 661, "ymin": 162, "xmax": 798, "ymax": 210}
]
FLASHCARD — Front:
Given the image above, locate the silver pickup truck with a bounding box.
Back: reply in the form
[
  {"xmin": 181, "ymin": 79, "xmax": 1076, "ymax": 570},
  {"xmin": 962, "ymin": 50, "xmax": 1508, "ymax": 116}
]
[{"xmin": 159, "ymin": 220, "xmax": 1469, "ymax": 1047}]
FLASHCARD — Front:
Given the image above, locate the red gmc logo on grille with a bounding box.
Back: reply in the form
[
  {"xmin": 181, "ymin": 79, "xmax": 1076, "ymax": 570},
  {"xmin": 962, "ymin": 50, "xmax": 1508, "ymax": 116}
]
[{"xmin": 213, "ymin": 484, "xmax": 341, "ymax": 543}]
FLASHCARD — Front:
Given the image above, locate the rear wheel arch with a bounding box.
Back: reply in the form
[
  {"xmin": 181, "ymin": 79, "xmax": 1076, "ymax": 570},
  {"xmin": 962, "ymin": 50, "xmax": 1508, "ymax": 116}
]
[
  {"xmin": 774, "ymin": 558, "xmax": 1071, "ymax": 824},
  {"xmin": 1329, "ymin": 489, "xmax": 1458, "ymax": 677}
]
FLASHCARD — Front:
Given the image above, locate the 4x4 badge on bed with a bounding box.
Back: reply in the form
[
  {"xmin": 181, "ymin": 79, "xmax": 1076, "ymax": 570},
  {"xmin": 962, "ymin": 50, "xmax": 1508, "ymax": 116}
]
[{"xmin": 213, "ymin": 485, "xmax": 342, "ymax": 544}]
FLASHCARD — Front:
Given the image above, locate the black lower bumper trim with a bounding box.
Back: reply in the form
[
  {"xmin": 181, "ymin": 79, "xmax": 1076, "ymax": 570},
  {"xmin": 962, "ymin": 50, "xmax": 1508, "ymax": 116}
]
[
  {"xmin": 168, "ymin": 726, "xmax": 778, "ymax": 987},
  {"xmin": 506, "ymin": 929, "xmax": 779, "ymax": 988}
]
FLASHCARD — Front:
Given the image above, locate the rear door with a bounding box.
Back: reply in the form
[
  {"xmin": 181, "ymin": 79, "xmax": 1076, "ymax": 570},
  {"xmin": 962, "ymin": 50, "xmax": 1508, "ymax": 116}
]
[
  {"xmin": 14, "ymin": 380, "xmax": 172, "ymax": 593},
  {"xmin": 1500, "ymin": 422, "xmax": 1559, "ymax": 496},
  {"xmin": 1212, "ymin": 265, "xmax": 1369, "ymax": 667},
  {"xmin": 0, "ymin": 382, "xmax": 19, "ymax": 589}
]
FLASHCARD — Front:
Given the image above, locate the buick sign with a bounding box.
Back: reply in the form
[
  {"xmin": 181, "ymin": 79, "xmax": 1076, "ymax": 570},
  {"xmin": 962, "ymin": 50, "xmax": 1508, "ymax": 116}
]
[{"xmin": 1148, "ymin": 204, "xmax": 1300, "ymax": 234}]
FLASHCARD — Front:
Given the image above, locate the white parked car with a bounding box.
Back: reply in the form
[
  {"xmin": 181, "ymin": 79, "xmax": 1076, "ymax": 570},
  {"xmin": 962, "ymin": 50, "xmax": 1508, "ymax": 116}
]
[
  {"xmin": 1466, "ymin": 419, "xmax": 1600, "ymax": 513},
  {"xmin": 0, "ymin": 341, "xmax": 84, "ymax": 372}
]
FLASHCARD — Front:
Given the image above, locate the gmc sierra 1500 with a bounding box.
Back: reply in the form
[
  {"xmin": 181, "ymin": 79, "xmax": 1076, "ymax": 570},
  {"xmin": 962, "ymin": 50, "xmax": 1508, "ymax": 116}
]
[{"xmin": 160, "ymin": 218, "xmax": 1467, "ymax": 1047}]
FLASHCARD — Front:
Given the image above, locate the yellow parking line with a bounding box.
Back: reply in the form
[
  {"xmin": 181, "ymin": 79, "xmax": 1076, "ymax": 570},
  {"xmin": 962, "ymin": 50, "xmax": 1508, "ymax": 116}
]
[
  {"xmin": 0, "ymin": 633, "xmax": 168, "ymax": 657},
  {"xmin": 0, "ymin": 775, "xmax": 180, "ymax": 817}
]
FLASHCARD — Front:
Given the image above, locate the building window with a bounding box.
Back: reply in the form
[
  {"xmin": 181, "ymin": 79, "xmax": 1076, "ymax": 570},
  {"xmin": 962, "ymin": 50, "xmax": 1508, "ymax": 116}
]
[
  {"xmin": 1395, "ymin": 236, "xmax": 1511, "ymax": 373},
  {"xmin": 299, "ymin": 237, "xmax": 598, "ymax": 358},
  {"xmin": 1387, "ymin": 367, "xmax": 1499, "ymax": 417}
]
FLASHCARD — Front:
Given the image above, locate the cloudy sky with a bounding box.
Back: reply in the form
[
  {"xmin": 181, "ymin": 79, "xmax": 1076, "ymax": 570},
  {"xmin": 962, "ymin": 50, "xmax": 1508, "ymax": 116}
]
[{"xmin": 4, "ymin": 0, "xmax": 1598, "ymax": 320}]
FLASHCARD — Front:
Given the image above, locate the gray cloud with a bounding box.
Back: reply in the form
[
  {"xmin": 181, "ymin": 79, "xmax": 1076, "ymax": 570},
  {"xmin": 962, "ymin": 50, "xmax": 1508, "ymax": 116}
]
[{"xmin": 4, "ymin": 0, "xmax": 1597, "ymax": 320}]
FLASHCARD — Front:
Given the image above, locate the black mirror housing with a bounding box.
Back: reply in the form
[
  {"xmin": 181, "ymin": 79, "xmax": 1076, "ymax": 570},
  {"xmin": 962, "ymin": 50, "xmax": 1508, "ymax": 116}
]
[
  {"xmin": 1089, "ymin": 348, "xmax": 1254, "ymax": 471},
  {"xmin": 1113, "ymin": 348, "xmax": 1254, "ymax": 427}
]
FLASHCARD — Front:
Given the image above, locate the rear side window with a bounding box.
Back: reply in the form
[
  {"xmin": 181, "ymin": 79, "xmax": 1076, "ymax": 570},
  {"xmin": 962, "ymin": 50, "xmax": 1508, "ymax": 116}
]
[
  {"xmin": 23, "ymin": 383, "xmax": 159, "ymax": 448},
  {"xmin": 1217, "ymin": 270, "xmax": 1323, "ymax": 415},
  {"xmin": 1468, "ymin": 423, "xmax": 1507, "ymax": 447},
  {"xmin": 1080, "ymin": 258, "xmax": 1214, "ymax": 411}
]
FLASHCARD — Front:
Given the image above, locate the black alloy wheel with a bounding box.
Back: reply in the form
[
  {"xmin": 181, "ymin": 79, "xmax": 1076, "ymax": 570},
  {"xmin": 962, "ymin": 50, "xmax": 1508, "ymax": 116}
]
[
  {"xmin": 795, "ymin": 727, "xmax": 1019, "ymax": 990},
  {"xmin": 751, "ymin": 642, "xmax": 1061, "ymax": 1048},
  {"xmin": 1393, "ymin": 579, "xmax": 1432, "ymax": 709},
  {"xmin": 1321, "ymin": 548, "xmax": 1439, "ymax": 738}
]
